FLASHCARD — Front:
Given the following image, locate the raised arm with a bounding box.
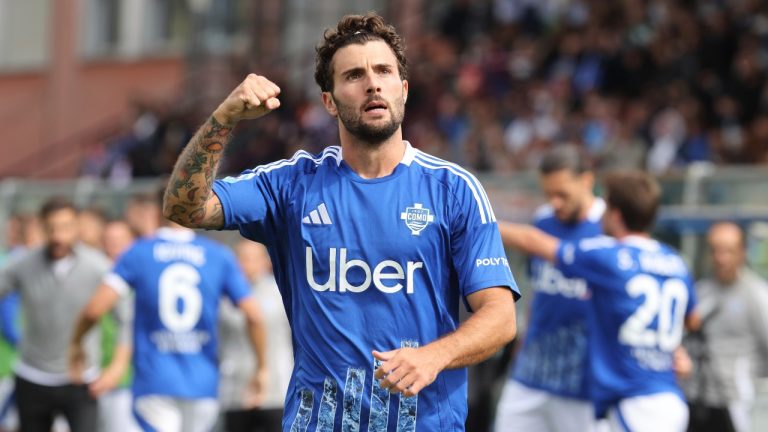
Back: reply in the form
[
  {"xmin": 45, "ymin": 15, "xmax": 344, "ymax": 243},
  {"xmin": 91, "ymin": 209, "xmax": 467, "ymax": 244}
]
[
  {"xmin": 373, "ymin": 287, "xmax": 517, "ymax": 397},
  {"xmin": 498, "ymin": 221, "xmax": 559, "ymax": 262},
  {"xmin": 163, "ymin": 74, "xmax": 282, "ymax": 229}
]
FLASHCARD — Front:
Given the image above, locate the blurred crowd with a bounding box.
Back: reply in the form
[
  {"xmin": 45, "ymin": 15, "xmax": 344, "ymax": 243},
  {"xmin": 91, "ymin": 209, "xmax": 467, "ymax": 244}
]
[{"xmin": 81, "ymin": 0, "xmax": 768, "ymax": 180}]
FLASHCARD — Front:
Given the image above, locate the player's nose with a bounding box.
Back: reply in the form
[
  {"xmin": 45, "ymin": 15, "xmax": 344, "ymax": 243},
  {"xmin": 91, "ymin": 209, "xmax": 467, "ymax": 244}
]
[{"xmin": 365, "ymin": 73, "xmax": 382, "ymax": 94}]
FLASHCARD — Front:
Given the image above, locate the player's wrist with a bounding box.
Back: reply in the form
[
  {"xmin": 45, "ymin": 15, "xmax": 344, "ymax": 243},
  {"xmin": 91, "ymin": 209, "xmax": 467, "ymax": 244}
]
[
  {"xmin": 212, "ymin": 107, "xmax": 238, "ymax": 128},
  {"xmin": 422, "ymin": 342, "xmax": 452, "ymax": 372}
]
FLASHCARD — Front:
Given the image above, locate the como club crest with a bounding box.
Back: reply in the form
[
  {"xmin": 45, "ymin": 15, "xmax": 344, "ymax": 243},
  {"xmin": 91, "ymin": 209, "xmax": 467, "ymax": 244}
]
[{"xmin": 400, "ymin": 203, "xmax": 435, "ymax": 236}]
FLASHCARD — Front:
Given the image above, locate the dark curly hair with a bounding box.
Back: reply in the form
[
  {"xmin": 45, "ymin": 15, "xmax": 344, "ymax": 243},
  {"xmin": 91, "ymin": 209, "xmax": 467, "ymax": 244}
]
[{"xmin": 314, "ymin": 12, "xmax": 408, "ymax": 93}]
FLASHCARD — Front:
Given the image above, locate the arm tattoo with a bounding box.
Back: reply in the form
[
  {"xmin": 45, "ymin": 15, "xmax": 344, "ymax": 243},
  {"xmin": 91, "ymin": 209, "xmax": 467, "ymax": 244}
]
[{"xmin": 164, "ymin": 116, "xmax": 232, "ymax": 228}]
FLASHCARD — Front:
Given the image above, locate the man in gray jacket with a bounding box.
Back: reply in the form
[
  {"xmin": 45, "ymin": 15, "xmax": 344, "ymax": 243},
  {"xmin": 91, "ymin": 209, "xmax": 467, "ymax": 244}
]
[
  {"xmin": 0, "ymin": 198, "xmax": 112, "ymax": 432},
  {"xmin": 683, "ymin": 222, "xmax": 768, "ymax": 432}
]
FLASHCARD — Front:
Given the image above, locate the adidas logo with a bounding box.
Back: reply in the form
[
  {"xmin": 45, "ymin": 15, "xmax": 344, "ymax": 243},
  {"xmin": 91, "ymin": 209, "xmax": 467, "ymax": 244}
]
[{"xmin": 302, "ymin": 203, "xmax": 333, "ymax": 225}]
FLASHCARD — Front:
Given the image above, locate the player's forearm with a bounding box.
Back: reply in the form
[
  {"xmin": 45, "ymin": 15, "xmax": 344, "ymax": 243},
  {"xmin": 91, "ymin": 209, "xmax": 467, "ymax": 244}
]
[
  {"xmin": 107, "ymin": 344, "xmax": 132, "ymax": 376},
  {"xmin": 71, "ymin": 313, "xmax": 98, "ymax": 346},
  {"xmin": 246, "ymin": 318, "xmax": 268, "ymax": 372},
  {"xmin": 240, "ymin": 299, "xmax": 268, "ymax": 372},
  {"xmin": 163, "ymin": 115, "xmax": 233, "ymax": 228},
  {"xmin": 685, "ymin": 310, "xmax": 701, "ymax": 332},
  {"xmin": 73, "ymin": 284, "xmax": 121, "ymax": 345},
  {"xmin": 498, "ymin": 222, "xmax": 558, "ymax": 262},
  {"xmin": 425, "ymin": 291, "xmax": 517, "ymax": 370}
]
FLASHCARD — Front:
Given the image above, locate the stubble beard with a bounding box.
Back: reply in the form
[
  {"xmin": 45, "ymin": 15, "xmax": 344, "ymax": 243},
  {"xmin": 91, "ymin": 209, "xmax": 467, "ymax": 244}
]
[
  {"xmin": 334, "ymin": 94, "xmax": 405, "ymax": 147},
  {"xmin": 559, "ymin": 203, "xmax": 583, "ymax": 225}
]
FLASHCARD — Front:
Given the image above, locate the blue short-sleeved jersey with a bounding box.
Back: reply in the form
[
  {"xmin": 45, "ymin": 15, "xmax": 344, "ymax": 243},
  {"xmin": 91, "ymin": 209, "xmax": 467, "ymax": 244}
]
[
  {"xmin": 105, "ymin": 228, "xmax": 251, "ymax": 399},
  {"xmin": 555, "ymin": 235, "xmax": 697, "ymax": 415},
  {"xmin": 512, "ymin": 200, "xmax": 604, "ymax": 399},
  {"xmin": 212, "ymin": 142, "xmax": 518, "ymax": 432}
]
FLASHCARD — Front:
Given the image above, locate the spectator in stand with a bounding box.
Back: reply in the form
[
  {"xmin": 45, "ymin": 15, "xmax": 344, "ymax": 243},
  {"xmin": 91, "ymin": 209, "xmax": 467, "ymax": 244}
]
[{"xmin": 79, "ymin": 2, "xmax": 768, "ymax": 176}]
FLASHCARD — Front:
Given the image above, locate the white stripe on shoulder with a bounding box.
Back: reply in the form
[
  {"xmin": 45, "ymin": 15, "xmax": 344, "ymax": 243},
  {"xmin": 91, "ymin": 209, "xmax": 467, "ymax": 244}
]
[
  {"xmin": 532, "ymin": 204, "xmax": 554, "ymax": 222},
  {"xmin": 588, "ymin": 198, "xmax": 606, "ymax": 222},
  {"xmin": 413, "ymin": 152, "xmax": 490, "ymax": 224},
  {"xmin": 222, "ymin": 147, "xmax": 340, "ymax": 183},
  {"xmin": 578, "ymin": 235, "xmax": 616, "ymax": 251},
  {"xmin": 103, "ymin": 273, "xmax": 130, "ymax": 297},
  {"xmin": 415, "ymin": 151, "xmax": 496, "ymax": 222}
]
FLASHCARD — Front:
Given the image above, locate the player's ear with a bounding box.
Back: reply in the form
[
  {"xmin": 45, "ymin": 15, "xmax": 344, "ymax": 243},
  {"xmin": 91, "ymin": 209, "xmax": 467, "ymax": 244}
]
[
  {"xmin": 402, "ymin": 79, "xmax": 409, "ymax": 104},
  {"xmin": 581, "ymin": 171, "xmax": 595, "ymax": 190},
  {"xmin": 321, "ymin": 92, "xmax": 338, "ymax": 117}
]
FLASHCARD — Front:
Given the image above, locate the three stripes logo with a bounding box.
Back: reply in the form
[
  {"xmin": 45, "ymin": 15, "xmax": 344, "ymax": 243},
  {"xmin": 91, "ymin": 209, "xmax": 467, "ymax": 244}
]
[{"xmin": 302, "ymin": 203, "xmax": 333, "ymax": 225}]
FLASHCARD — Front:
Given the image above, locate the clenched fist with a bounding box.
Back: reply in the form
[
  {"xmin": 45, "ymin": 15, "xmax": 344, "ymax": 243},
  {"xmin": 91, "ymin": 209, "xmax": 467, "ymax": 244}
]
[{"xmin": 213, "ymin": 74, "xmax": 281, "ymax": 126}]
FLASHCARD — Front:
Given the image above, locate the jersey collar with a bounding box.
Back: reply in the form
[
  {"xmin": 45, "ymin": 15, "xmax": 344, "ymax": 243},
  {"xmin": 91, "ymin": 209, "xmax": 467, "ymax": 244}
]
[
  {"xmin": 587, "ymin": 198, "xmax": 606, "ymax": 222},
  {"xmin": 621, "ymin": 235, "xmax": 660, "ymax": 251},
  {"xmin": 335, "ymin": 140, "xmax": 416, "ymax": 166},
  {"xmin": 400, "ymin": 140, "xmax": 416, "ymax": 166},
  {"xmin": 156, "ymin": 227, "xmax": 195, "ymax": 242}
]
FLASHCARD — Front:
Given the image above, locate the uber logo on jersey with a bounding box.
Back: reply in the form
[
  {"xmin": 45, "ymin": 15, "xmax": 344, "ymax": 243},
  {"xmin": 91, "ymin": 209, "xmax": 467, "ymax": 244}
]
[
  {"xmin": 305, "ymin": 247, "xmax": 423, "ymax": 294},
  {"xmin": 400, "ymin": 203, "xmax": 434, "ymax": 236}
]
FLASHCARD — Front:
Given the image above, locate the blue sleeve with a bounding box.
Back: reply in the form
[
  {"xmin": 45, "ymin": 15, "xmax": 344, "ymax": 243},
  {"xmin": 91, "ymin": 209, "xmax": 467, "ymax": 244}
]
[
  {"xmin": 555, "ymin": 237, "xmax": 616, "ymax": 290},
  {"xmin": 685, "ymin": 274, "xmax": 697, "ymax": 316},
  {"xmin": 450, "ymin": 177, "xmax": 519, "ymax": 301},
  {"xmin": 212, "ymin": 160, "xmax": 294, "ymax": 245},
  {"xmin": 221, "ymin": 248, "xmax": 252, "ymax": 305},
  {"xmin": 0, "ymin": 293, "xmax": 20, "ymax": 347}
]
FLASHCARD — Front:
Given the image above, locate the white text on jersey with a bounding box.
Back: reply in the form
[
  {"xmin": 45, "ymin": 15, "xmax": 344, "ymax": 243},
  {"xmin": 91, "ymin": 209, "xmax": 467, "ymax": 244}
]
[
  {"xmin": 305, "ymin": 247, "xmax": 423, "ymax": 294},
  {"xmin": 638, "ymin": 252, "xmax": 687, "ymax": 277},
  {"xmin": 475, "ymin": 257, "xmax": 509, "ymax": 268},
  {"xmin": 153, "ymin": 243, "xmax": 206, "ymax": 266},
  {"xmin": 532, "ymin": 261, "xmax": 589, "ymax": 299}
]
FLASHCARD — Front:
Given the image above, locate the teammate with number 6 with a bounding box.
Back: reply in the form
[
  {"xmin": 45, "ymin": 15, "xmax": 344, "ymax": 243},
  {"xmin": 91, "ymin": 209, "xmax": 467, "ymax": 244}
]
[
  {"xmin": 499, "ymin": 170, "xmax": 700, "ymax": 432},
  {"xmin": 69, "ymin": 193, "xmax": 267, "ymax": 432}
]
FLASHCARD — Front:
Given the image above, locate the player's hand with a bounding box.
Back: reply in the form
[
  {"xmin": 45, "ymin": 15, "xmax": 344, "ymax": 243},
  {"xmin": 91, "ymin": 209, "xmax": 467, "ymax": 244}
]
[
  {"xmin": 88, "ymin": 363, "xmax": 125, "ymax": 398},
  {"xmin": 213, "ymin": 74, "xmax": 281, "ymax": 126},
  {"xmin": 68, "ymin": 343, "xmax": 87, "ymax": 384},
  {"xmin": 373, "ymin": 347, "xmax": 446, "ymax": 397},
  {"xmin": 242, "ymin": 368, "xmax": 269, "ymax": 409},
  {"xmin": 673, "ymin": 346, "xmax": 693, "ymax": 380}
]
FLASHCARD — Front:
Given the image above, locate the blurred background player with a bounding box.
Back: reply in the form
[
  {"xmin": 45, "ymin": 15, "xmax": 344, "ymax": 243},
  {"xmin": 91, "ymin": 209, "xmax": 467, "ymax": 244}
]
[
  {"xmin": 216, "ymin": 240, "xmax": 292, "ymax": 432},
  {"xmin": 0, "ymin": 198, "xmax": 112, "ymax": 432},
  {"xmin": 683, "ymin": 222, "xmax": 768, "ymax": 432},
  {"xmin": 495, "ymin": 145, "xmax": 604, "ymax": 431},
  {"xmin": 70, "ymin": 194, "xmax": 268, "ymax": 432},
  {"xmin": 97, "ymin": 218, "xmax": 141, "ymax": 432},
  {"xmin": 102, "ymin": 219, "xmax": 137, "ymax": 262},
  {"xmin": 124, "ymin": 193, "xmax": 162, "ymax": 238},
  {"xmin": 499, "ymin": 170, "xmax": 700, "ymax": 432},
  {"xmin": 78, "ymin": 207, "xmax": 108, "ymax": 250}
]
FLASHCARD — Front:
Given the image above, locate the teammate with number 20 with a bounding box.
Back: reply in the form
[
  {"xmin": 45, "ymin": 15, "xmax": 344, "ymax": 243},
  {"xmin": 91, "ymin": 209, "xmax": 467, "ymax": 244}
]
[{"xmin": 499, "ymin": 170, "xmax": 700, "ymax": 432}]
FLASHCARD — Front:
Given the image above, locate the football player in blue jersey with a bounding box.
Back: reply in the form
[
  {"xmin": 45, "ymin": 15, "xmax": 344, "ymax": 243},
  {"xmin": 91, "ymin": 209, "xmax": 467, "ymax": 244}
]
[
  {"xmin": 499, "ymin": 170, "xmax": 700, "ymax": 432},
  {"xmin": 162, "ymin": 11, "xmax": 519, "ymax": 432},
  {"xmin": 69, "ymin": 205, "xmax": 268, "ymax": 432},
  {"xmin": 495, "ymin": 145, "xmax": 605, "ymax": 432}
]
